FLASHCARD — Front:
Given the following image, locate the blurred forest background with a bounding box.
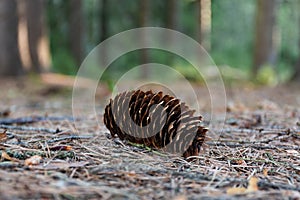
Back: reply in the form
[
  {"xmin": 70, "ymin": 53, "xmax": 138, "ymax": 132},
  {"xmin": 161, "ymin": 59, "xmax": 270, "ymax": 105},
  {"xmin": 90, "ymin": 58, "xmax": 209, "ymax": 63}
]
[{"xmin": 0, "ymin": 0, "xmax": 300, "ymax": 86}]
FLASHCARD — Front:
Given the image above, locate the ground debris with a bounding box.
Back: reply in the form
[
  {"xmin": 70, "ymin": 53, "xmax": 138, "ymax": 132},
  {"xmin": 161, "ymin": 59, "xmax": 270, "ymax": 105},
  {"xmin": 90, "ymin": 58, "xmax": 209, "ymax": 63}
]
[{"xmin": 0, "ymin": 83, "xmax": 300, "ymax": 199}]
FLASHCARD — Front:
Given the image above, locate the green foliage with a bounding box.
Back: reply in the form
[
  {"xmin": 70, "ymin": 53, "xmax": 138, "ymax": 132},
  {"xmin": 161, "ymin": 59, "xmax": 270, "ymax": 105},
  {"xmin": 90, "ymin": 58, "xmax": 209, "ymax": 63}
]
[
  {"xmin": 51, "ymin": 49, "xmax": 77, "ymax": 75},
  {"xmin": 276, "ymin": 62, "xmax": 294, "ymax": 82},
  {"xmin": 173, "ymin": 61, "xmax": 204, "ymax": 83},
  {"xmin": 47, "ymin": 0, "xmax": 76, "ymax": 75},
  {"xmin": 45, "ymin": 0, "xmax": 300, "ymax": 84},
  {"xmin": 277, "ymin": 0, "xmax": 299, "ymax": 75},
  {"xmin": 211, "ymin": 0, "xmax": 255, "ymax": 70},
  {"xmin": 256, "ymin": 65, "xmax": 278, "ymax": 86}
]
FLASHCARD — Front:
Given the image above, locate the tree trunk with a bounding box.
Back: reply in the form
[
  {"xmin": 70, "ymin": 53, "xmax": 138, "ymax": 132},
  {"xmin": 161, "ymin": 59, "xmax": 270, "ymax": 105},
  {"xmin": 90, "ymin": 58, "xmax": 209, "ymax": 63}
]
[
  {"xmin": 139, "ymin": 0, "xmax": 150, "ymax": 79},
  {"xmin": 17, "ymin": 0, "xmax": 31, "ymax": 71},
  {"xmin": 25, "ymin": 0, "xmax": 51, "ymax": 73},
  {"xmin": 166, "ymin": 0, "xmax": 178, "ymax": 30},
  {"xmin": 253, "ymin": 0, "xmax": 277, "ymax": 76},
  {"xmin": 99, "ymin": 0, "xmax": 109, "ymax": 68},
  {"xmin": 165, "ymin": 0, "xmax": 178, "ymax": 65},
  {"xmin": 0, "ymin": 0, "xmax": 23, "ymax": 76},
  {"xmin": 100, "ymin": 0, "xmax": 108, "ymax": 42},
  {"xmin": 69, "ymin": 0, "xmax": 83, "ymax": 68},
  {"xmin": 198, "ymin": 0, "xmax": 211, "ymax": 51}
]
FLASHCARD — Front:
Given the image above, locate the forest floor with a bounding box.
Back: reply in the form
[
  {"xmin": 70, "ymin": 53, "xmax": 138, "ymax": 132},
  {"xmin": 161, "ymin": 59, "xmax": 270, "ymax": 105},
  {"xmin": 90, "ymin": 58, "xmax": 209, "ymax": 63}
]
[{"xmin": 0, "ymin": 77, "xmax": 299, "ymax": 200}]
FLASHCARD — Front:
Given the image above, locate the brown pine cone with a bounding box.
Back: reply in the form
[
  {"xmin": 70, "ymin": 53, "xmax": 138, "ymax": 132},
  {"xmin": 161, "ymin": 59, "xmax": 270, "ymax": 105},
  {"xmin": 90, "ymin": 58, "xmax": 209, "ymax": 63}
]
[{"xmin": 103, "ymin": 90, "xmax": 208, "ymax": 158}]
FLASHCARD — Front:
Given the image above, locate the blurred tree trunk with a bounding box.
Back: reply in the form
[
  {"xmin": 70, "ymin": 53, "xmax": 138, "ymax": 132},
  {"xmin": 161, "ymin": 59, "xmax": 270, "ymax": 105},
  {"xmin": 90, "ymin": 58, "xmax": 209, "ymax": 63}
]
[
  {"xmin": 0, "ymin": 0, "xmax": 23, "ymax": 76},
  {"xmin": 100, "ymin": 0, "xmax": 108, "ymax": 67},
  {"xmin": 139, "ymin": 0, "xmax": 150, "ymax": 79},
  {"xmin": 253, "ymin": 0, "xmax": 277, "ymax": 76},
  {"xmin": 166, "ymin": 0, "xmax": 178, "ymax": 30},
  {"xmin": 165, "ymin": 0, "xmax": 178, "ymax": 65},
  {"xmin": 69, "ymin": 0, "xmax": 83, "ymax": 68},
  {"xmin": 17, "ymin": 0, "xmax": 51, "ymax": 73},
  {"xmin": 198, "ymin": 0, "xmax": 211, "ymax": 51},
  {"xmin": 17, "ymin": 0, "xmax": 30, "ymax": 71},
  {"xmin": 24, "ymin": 0, "xmax": 50, "ymax": 73},
  {"xmin": 100, "ymin": 0, "xmax": 108, "ymax": 42}
]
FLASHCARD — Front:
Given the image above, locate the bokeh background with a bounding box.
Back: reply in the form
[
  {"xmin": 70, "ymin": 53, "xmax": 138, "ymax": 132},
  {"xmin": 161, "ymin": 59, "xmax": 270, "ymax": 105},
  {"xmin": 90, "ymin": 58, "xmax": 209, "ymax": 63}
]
[{"xmin": 0, "ymin": 0, "xmax": 299, "ymax": 87}]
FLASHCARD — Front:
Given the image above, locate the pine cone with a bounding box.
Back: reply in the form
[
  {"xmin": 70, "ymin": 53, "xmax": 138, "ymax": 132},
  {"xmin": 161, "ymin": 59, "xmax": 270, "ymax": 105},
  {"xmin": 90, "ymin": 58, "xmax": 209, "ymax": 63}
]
[{"xmin": 103, "ymin": 90, "xmax": 208, "ymax": 158}]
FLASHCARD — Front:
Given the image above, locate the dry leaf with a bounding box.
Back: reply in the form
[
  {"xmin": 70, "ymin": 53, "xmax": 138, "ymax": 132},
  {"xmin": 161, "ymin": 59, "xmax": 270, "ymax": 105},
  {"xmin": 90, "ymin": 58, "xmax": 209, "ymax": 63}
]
[
  {"xmin": 126, "ymin": 171, "xmax": 137, "ymax": 177},
  {"xmin": 227, "ymin": 177, "xmax": 259, "ymax": 195},
  {"xmin": 236, "ymin": 159, "xmax": 247, "ymax": 166},
  {"xmin": 0, "ymin": 130, "xmax": 7, "ymax": 141},
  {"xmin": 1, "ymin": 151, "xmax": 20, "ymax": 162},
  {"xmin": 173, "ymin": 195, "xmax": 187, "ymax": 200},
  {"xmin": 227, "ymin": 187, "xmax": 247, "ymax": 195},
  {"xmin": 1, "ymin": 151, "xmax": 12, "ymax": 161},
  {"xmin": 24, "ymin": 155, "xmax": 42, "ymax": 166},
  {"xmin": 263, "ymin": 168, "xmax": 269, "ymax": 176},
  {"xmin": 246, "ymin": 177, "xmax": 258, "ymax": 192}
]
